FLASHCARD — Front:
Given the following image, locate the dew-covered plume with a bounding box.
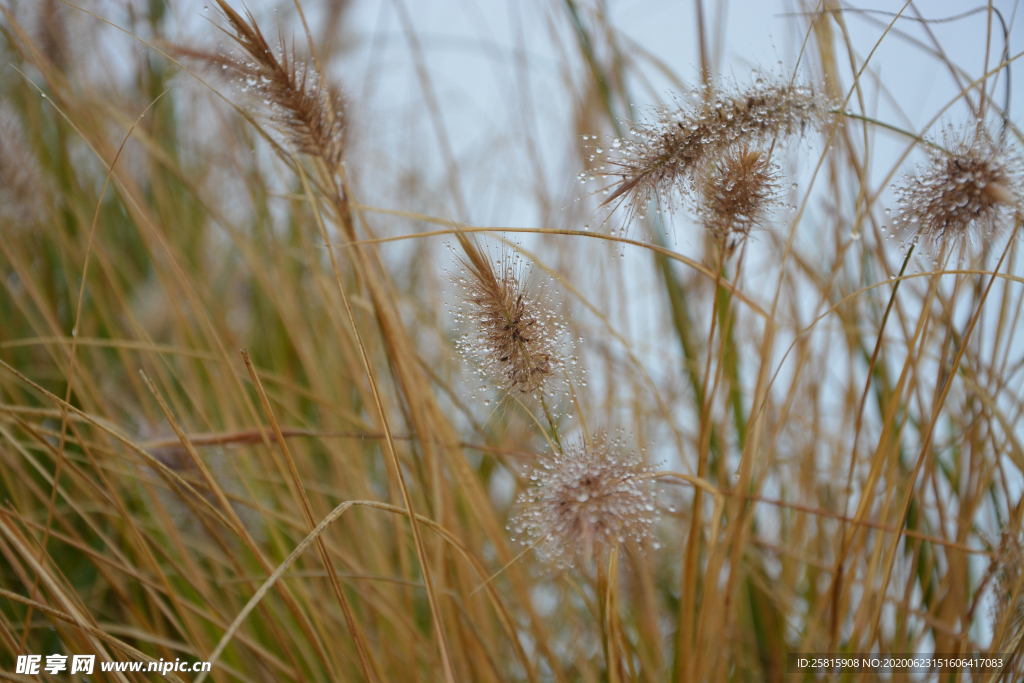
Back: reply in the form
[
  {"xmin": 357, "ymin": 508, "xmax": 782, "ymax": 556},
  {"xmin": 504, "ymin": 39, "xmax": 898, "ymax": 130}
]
[
  {"xmin": 698, "ymin": 145, "xmax": 781, "ymax": 252},
  {"xmin": 990, "ymin": 530, "xmax": 1024, "ymax": 645},
  {"xmin": 892, "ymin": 125, "xmax": 1022, "ymax": 255},
  {"xmin": 212, "ymin": 0, "xmax": 346, "ymax": 170},
  {"xmin": 598, "ymin": 77, "xmax": 833, "ymax": 222},
  {"xmin": 451, "ymin": 245, "xmax": 571, "ymax": 398},
  {"xmin": 510, "ymin": 433, "xmax": 659, "ymax": 568}
]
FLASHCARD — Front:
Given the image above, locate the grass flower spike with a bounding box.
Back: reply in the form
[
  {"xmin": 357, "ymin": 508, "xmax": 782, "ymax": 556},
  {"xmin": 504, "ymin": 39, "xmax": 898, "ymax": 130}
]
[
  {"xmin": 213, "ymin": 0, "xmax": 346, "ymax": 170},
  {"xmin": 991, "ymin": 531, "xmax": 1024, "ymax": 647},
  {"xmin": 698, "ymin": 145, "xmax": 781, "ymax": 252},
  {"xmin": 511, "ymin": 434, "xmax": 658, "ymax": 568},
  {"xmin": 453, "ymin": 247, "xmax": 568, "ymax": 397},
  {"xmin": 602, "ymin": 78, "xmax": 832, "ymax": 221},
  {"xmin": 893, "ymin": 125, "xmax": 1022, "ymax": 254},
  {"xmin": 0, "ymin": 105, "xmax": 45, "ymax": 227}
]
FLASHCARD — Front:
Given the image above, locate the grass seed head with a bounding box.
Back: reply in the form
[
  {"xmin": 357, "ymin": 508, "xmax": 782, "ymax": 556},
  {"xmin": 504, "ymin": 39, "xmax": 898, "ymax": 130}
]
[
  {"xmin": 452, "ymin": 248, "xmax": 568, "ymax": 398},
  {"xmin": 601, "ymin": 77, "xmax": 832, "ymax": 222},
  {"xmin": 0, "ymin": 105, "xmax": 46, "ymax": 228},
  {"xmin": 213, "ymin": 0, "xmax": 347, "ymax": 170},
  {"xmin": 37, "ymin": 0, "xmax": 70, "ymax": 69},
  {"xmin": 698, "ymin": 145, "xmax": 781, "ymax": 253},
  {"xmin": 991, "ymin": 530, "xmax": 1024, "ymax": 645},
  {"xmin": 893, "ymin": 125, "xmax": 1022, "ymax": 255},
  {"xmin": 511, "ymin": 433, "xmax": 658, "ymax": 569}
]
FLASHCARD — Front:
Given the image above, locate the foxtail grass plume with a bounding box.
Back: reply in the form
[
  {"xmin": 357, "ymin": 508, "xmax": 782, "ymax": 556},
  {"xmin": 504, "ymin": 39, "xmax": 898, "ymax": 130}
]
[
  {"xmin": 452, "ymin": 246, "xmax": 569, "ymax": 398},
  {"xmin": 991, "ymin": 530, "xmax": 1024, "ymax": 647},
  {"xmin": 698, "ymin": 145, "xmax": 781, "ymax": 253},
  {"xmin": 213, "ymin": 0, "xmax": 346, "ymax": 170},
  {"xmin": 892, "ymin": 125, "xmax": 1022, "ymax": 255},
  {"xmin": 600, "ymin": 77, "xmax": 833, "ymax": 221},
  {"xmin": 0, "ymin": 105, "xmax": 46, "ymax": 228},
  {"xmin": 37, "ymin": 0, "xmax": 70, "ymax": 69},
  {"xmin": 510, "ymin": 433, "xmax": 658, "ymax": 568}
]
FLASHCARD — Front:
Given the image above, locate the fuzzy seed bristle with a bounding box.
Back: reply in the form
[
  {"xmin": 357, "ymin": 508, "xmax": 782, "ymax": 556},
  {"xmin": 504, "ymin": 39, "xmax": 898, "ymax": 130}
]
[
  {"xmin": 213, "ymin": 0, "xmax": 346, "ymax": 169},
  {"xmin": 893, "ymin": 125, "xmax": 1022, "ymax": 255},
  {"xmin": 511, "ymin": 433, "xmax": 658, "ymax": 568},
  {"xmin": 601, "ymin": 78, "xmax": 833, "ymax": 222},
  {"xmin": 698, "ymin": 145, "xmax": 781, "ymax": 251},
  {"xmin": 452, "ymin": 249, "xmax": 567, "ymax": 397}
]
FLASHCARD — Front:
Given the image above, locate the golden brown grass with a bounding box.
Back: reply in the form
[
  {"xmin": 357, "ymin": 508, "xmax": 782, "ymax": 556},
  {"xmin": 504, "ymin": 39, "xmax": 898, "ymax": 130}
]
[{"xmin": 0, "ymin": 1, "xmax": 1023, "ymax": 682}]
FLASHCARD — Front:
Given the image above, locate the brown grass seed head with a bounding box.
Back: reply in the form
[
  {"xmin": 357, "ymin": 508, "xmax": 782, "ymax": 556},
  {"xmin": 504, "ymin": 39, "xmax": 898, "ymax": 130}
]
[
  {"xmin": 214, "ymin": 0, "xmax": 346, "ymax": 170},
  {"xmin": 991, "ymin": 530, "xmax": 1024, "ymax": 643},
  {"xmin": 0, "ymin": 105, "xmax": 46, "ymax": 228},
  {"xmin": 597, "ymin": 76, "xmax": 833, "ymax": 222},
  {"xmin": 452, "ymin": 248, "xmax": 570, "ymax": 398},
  {"xmin": 892, "ymin": 124, "xmax": 1022, "ymax": 256},
  {"xmin": 698, "ymin": 145, "xmax": 781, "ymax": 252},
  {"xmin": 510, "ymin": 433, "xmax": 659, "ymax": 569}
]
